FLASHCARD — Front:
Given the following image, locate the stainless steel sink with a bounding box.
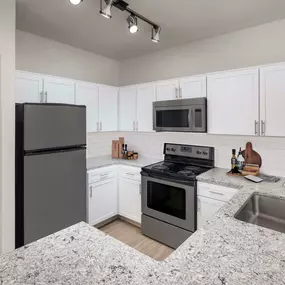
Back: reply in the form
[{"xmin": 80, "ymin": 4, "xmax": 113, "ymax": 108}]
[{"xmin": 235, "ymin": 194, "xmax": 285, "ymax": 233}]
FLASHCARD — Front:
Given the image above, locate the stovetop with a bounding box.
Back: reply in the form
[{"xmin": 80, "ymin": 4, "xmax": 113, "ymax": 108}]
[
  {"xmin": 142, "ymin": 161, "xmax": 211, "ymax": 181},
  {"xmin": 141, "ymin": 143, "xmax": 215, "ymax": 182}
]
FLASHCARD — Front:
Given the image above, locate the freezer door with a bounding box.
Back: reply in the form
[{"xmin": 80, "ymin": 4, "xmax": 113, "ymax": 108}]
[
  {"xmin": 23, "ymin": 104, "xmax": 86, "ymax": 151},
  {"xmin": 23, "ymin": 148, "xmax": 86, "ymax": 245}
]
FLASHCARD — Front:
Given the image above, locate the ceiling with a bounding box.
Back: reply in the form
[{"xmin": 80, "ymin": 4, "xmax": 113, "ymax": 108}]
[{"xmin": 16, "ymin": 0, "xmax": 285, "ymax": 60}]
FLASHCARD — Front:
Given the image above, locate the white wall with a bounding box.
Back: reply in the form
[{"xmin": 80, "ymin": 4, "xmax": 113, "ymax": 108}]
[
  {"xmin": 88, "ymin": 132, "xmax": 285, "ymax": 177},
  {"xmin": 119, "ymin": 19, "xmax": 285, "ymax": 85},
  {"xmin": 16, "ymin": 30, "xmax": 119, "ymax": 86},
  {"xmin": 0, "ymin": 0, "xmax": 16, "ymax": 254}
]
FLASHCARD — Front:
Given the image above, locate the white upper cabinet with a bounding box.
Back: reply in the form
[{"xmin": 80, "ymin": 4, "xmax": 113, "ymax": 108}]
[
  {"xmin": 260, "ymin": 63, "xmax": 285, "ymax": 137},
  {"xmin": 179, "ymin": 75, "xmax": 207, "ymax": 99},
  {"xmin": 119, "ymin": 86, "xmax": 137, "ymax": 131},
  {"xmin": 16, "ymin": 71, "xmax": 44, "ymax": 103},
  {"xmin": 44, "ymin": 76, "xmax": 75, "ymax": 104},
  {"xmin": 75, "ymin": 82, "xmax": 99, "ymax": 133},
  {"xmin": 207, "ymin": 68, "xmax": 259, "ymax": 136},
  {"xmin": 136, "ymin": 83, "xmax": 156, "ymax": 132},
  {"xmin": 98, "ymin": 85, "xmax": 118, "ymax": 132},
  {"xmin": 156, "ymin": 79, "xmax": 179, "ymax": 101}
]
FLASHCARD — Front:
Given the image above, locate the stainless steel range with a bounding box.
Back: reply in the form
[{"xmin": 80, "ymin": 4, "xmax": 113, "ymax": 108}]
[{"xmin": 141, "ymin": 143, "xmax": 215, "ymax": 249}]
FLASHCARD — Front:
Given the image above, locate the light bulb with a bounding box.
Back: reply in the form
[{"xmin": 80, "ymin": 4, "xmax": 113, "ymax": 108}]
[
  {"xmin": 130, "ymin": 25, "xmax": 138, "ymax": 33},
  {"xmin": 70, "ymin": 0, "xmax": 82, "ymax": 5}
]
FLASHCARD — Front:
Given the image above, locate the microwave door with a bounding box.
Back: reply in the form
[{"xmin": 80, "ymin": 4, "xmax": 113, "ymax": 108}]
[{"xmin": 153, "ymin": 106, "xmax": 192, "ymax": 132}]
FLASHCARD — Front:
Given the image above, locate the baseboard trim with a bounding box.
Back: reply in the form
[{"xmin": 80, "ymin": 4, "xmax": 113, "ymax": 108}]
[{"xmin": 95, "ymin": 215, "xmax": 141, "ymax": 229}]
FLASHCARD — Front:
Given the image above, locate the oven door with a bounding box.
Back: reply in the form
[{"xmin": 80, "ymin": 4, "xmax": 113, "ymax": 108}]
[
  {"xmin": 153, "ymin": 105, "xmax": 206, "ymax": 132},
  {"xmin": 141, "ymin": 175, "xmax": 196, "ymax": 232}
]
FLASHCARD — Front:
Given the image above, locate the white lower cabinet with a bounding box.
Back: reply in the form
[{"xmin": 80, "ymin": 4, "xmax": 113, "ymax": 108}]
[
  {"xmin": 87, "ymin": 166, "xmax": 118, "ymax": 226},
  {"xmin": 87, "ymin": 165, "xmax": 142, "ymax": 226},
  {"xmin": 119, "ymin": 177, "xmax": 141, "ymax": 224},
  {"xmin": 197, "ymin": 196, "xmax": 225, "ymax": 229},
  {"xmin": 197, "ymin": 182, "xmax": 238, "ymax": 229}
]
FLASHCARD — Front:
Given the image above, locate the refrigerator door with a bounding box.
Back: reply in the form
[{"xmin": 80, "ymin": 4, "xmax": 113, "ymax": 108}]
[
  {"xmin": 23, "ymin": 104, "xmax": 86, "ymax": 151},
  {"xmin": 23, "ymin": 148, "xmax": 86, "ymax": 245}
]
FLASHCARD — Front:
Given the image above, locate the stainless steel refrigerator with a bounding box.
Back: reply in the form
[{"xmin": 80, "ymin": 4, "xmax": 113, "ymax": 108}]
[{"xmin": 15, "ymin": 103, "xmax": 87, "ymax": 248}]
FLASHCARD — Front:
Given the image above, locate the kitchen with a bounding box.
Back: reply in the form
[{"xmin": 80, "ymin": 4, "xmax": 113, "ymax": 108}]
[{"xmin": 2, "ymin": 0, "xmax": 285, "ymax": 284}]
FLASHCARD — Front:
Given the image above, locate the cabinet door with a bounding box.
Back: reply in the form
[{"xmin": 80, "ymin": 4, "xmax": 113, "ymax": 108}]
[
  {"xmin": 136, "ymin": 83, "xmax": 156, "ymax": 132},
  {"xmin": 179, "ymin": 75, "xmax": 207, "ymax": 99},
  {"xmin": 119, "ymin": 177, "xmax": 141, "ymax": 224},
  {"xmin": 197, "ymin": 196, "xmax": 225, "ymax": 229},
  {"xmin": 16, "ymin": 71, "xmax": 44, "ymax": 103},
  {"xmin": 156, "ymin": 79, "xmax": 179, "ymax": 101},
  {"xmin": 75, "ymin": 82, "xmax": 99, "ymax": 133},
  {"xmin": 44, "ymin": 76, "xmax": 75, "ymax": 104},
  {"xmin": 119, "ymin": 86, "xmax": 137, "ymax": 131},
  {"xmin": 98, "ymin": 85, "xmax": 118, "ymax": 132},
  {"xmin": 207, "ymin": 68, "xmax": 259, "ymax": 136},
  {"xmin": 88, "ymin": 179, "xmax": 118, "ymax": 226},
  {"xmin": 260, "ymin": 63, "xmax": 285, "ymax": 137}
]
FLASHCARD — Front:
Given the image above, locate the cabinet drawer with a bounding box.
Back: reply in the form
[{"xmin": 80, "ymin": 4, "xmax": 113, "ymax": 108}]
[
  {"xmin": 119, "ymin": 166, "xmax": 141, "ymax": 182},
  {"xmin": 88, "ymin": 167, "xmax": 117, "ymax": 183},
  {"xmin": 197, "ymin": 182, "xmax": 238, "ymax": 202}
]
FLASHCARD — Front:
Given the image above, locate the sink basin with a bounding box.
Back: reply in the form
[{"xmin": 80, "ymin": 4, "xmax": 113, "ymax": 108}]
[{"xmin": 235, "ymin": 194, "xmax": 285, "ymax": 234}]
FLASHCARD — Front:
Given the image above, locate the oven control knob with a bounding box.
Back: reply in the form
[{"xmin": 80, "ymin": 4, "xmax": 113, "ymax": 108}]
[
  {"xmin": 196, "ymin": 150, "xmax": 202, "ymax": 155},
  {"xmin": 166, "ymin": 148, "xmax": 170, "ymax": 151},
  {"xmin": 203, "ymin": 151, "xmax": 208, "ymax": 155},
  {"xmin": 171, "ymin": 148, "xmax": 176, "ymax": 152}
]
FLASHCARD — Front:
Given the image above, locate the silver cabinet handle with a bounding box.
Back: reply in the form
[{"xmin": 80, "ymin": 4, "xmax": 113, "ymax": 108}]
[
  {"xmin": 40, "ymin": 91, "xmax": 44, "ymax": 103},
  {"xmin": 89, "ymin": 186, "xmax": 93, "ymax": 198},
  {"xmin": 261, "ymin": 120, "xmax": 265, "ymax": 136},
  {"xmin": 175, "ymin": 88, "xmax": 179, "ymax": 99},
  {"xmin": 179, "ymin": 87, "xmax": 182, "ymax": 99},
  {"xmin": 100, "ymin": 121, "xmax": 102, "ymax": 131},
  {"xmin": 254, "ymin": 120, "xmax": 258, "ymax": 136},
  {"xmin": 209, "ymin": 191, "xmax": 224, "ymax": 196},
  {"xmin": 197, "ymin": 197, "xmax": 201, "ymax": 212},
  {"xmin": 133, "ymin": 121, "xmax": 135, "ymax": 131},
  {"xmin": 139, "ymin": 184, "xmax": 142, "ymax": 195},
  {"xmin": 136, "ymin": 121, "xmax": 138, "ymax": 131},
  {"xmin": 97, "ymin": 122, "xmax": 99, "ymax": 132},
  {"xmin": 45, "ymin": 92, "xmax": 47, "ymax": 103}
]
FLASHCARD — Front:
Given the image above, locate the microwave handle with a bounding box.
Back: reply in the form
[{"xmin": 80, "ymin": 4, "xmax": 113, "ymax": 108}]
[{"xmin": 190, "ymin": 108, "xmax": 195, "ymax": 128}]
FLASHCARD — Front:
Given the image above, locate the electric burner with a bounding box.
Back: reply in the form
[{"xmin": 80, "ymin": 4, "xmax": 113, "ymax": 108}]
[{"xmin": 177, "ymin": 170, "xmax": 195, "ymax": 177}]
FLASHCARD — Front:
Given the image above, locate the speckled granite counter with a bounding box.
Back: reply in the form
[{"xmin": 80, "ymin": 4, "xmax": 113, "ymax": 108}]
[
  {"xmin": 197, "ymin": 167, "xmax": 285, "ymax": 190},
  {"xmin": 2, "ymin": 170, "xmax": 285, "ymax": 284},
  {"xmin": 87, "ymin": 155, "xmax": 161, "ymax": 170}
]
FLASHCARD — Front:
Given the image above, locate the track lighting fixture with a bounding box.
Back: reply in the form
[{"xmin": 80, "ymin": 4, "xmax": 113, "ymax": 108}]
[
  {"xmin": 127, "ymin": 15, "xmax": 138, "ymax": 34},
  {"xmin": 151, "ymin": 26, "xmax": 161, "ymax": 43},
  {"xmin": 74, "ymin": 0, "xmax": 161, "ymax": 42},
  {"xmin": 100, "ymin": 0, "xmax": 114, "ymax": 19},
  {"xmin": 69, "ymin": 0, "xmax": 83, "ymax": 5}
]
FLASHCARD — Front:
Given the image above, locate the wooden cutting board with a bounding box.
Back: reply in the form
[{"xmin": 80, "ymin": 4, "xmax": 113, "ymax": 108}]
[{"xmin": 241, "ymin": 142, "xmax": 262, "ymax": 167}]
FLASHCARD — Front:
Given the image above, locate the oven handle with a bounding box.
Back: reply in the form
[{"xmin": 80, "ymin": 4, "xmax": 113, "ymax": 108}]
[{"xmin": 141, "ymin": 172, "xmax": 196, "ymax": 187}]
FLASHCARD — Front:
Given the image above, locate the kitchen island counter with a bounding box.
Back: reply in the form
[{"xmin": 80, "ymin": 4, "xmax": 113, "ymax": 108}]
[{"xmin": 1, "ymin": 173, "xmax": 285, "ymax": 284}]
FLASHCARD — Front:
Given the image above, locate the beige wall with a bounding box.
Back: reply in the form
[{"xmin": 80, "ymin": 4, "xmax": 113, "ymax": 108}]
[
  {"xmin": 0, "ymin": 0, "xmax": 16, "ymax": 254},
  {"xmin": 119, "ymin": 19, "xmax": 285, "ymax": 85},
  {"xmin": 16, "ymin": 30, "xmax": 120, "ymax": 86}
]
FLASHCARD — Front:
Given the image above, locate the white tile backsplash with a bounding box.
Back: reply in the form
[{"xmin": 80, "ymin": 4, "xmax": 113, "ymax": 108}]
[{"xmin": 88, "ymin": 132, "xmax": 285, "ymax": 176}]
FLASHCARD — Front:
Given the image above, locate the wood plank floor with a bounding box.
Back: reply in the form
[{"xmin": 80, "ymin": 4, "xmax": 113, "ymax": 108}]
[{"xmin": 100, "ymin": 219, "xmax": 174, "ymax": 261}]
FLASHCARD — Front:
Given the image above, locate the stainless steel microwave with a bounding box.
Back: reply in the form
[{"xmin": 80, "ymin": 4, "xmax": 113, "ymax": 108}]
[{"xmin": 153, "ymin": 98, "xmax": 207, "ymax": 133}]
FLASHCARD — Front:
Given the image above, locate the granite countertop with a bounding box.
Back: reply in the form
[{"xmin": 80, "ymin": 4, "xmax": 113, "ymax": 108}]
[
  {"xmin": 87, "ymin": 155, "xmax": 161, "ymax": 170},
  {"xmin": 197, "ymin": 167, "xmax": 285, "ymax": 189},
  {"xmin": 2, "ymin": 169, "xmax": 285, "ymax": 284}
]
